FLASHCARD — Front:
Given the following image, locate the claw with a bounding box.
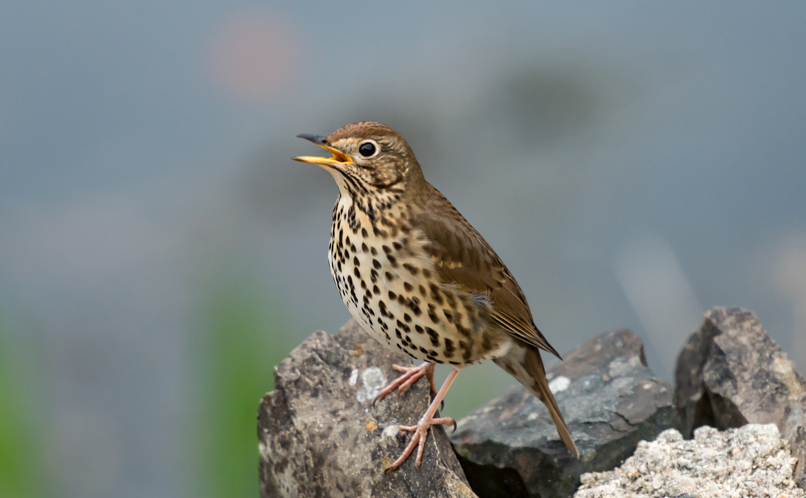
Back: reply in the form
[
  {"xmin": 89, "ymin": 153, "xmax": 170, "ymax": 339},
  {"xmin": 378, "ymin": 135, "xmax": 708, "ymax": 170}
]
[{"xmin": 384, "ymin": 368, "xmax": 461, "ymax": 472}]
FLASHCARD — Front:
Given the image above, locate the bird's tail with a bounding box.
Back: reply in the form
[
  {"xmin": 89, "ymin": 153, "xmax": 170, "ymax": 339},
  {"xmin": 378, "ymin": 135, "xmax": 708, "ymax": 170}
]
[{"xmin": 495, "ymin": 345, "xmax": 579, "ymax": 458}]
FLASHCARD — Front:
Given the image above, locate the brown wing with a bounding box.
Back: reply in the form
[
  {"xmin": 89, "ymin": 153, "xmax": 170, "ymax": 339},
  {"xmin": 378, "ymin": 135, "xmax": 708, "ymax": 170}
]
[{"xmin": 412, "ymin": 187, "xmax": 561, "ymax": 358}]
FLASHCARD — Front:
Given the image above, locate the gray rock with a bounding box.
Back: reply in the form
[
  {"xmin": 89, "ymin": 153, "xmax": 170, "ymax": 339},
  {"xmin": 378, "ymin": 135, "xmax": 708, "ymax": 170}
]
[
  {"xmin": 674, "ymin": 307, "xmax": 806, "ymax": 488},
  {"xmin": 450, "ymin": 329, "xmax": 680, "ymax": 498},
  {"xmin": 258, "ymin": 319, "xmax": 477, "ymax": 498},
  {"xmin": 575, "ymin": 424, "xmax": 805, "ymax": 498}
]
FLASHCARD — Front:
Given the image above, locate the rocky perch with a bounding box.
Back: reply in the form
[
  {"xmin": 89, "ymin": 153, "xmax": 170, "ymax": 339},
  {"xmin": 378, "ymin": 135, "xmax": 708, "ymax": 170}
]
[
  {"xmin": 576, "ymin": 424, "xmax": 804, "ymax": 498},
  {"xmin": 258, "ymin": 320, "xmax": 476, "ymax": 498},
  {"xmin": 674, "ymin": 307, "xmax": 806, "ymax": 489},
  {"xmin": 259, "ymin": 308, "xmax": 806, "ymax": 497}
]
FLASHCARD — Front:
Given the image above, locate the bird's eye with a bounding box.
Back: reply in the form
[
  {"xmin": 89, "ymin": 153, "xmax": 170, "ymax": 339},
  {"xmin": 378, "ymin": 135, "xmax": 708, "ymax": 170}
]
[{"xmin": 358, "ymin": 141, "xmax": 377, "ymax": 157}]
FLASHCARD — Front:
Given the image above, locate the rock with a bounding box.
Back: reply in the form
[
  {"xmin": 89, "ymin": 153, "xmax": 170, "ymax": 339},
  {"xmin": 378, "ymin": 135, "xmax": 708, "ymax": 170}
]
[
  {"xmin": 575, "ymin": 424, "xmax": 805, "ymax": 498},
  {"xmin": 674, "ymin": 307, "xmax": 806, "ymax": 488},
  {"xmin": 450, "ymin": 329, "xmax": 680, "ymax": 498},
  {"xmin": 258, "ymin": 319, "xmax": 477, "ymax": 498}
]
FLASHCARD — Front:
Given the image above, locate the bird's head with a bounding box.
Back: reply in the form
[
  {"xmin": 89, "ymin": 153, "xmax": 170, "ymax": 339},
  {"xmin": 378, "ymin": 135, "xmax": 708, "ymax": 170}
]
[{"xmin": 293, "ymin": 121, "xmax": 424, "ymax": 203}]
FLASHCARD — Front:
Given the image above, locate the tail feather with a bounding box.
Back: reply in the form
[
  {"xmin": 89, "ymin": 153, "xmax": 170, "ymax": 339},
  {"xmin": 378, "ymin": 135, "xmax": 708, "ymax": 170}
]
[{"xmin": 496, "ymin": 345, "xmax": 579, "ymax": 458}]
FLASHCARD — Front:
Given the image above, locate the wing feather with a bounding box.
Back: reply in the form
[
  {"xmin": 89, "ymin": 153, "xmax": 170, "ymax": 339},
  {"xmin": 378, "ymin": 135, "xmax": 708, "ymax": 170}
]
[{"xmin": 412, "ymin": 187, "xmax": 561, "ymax": 358}]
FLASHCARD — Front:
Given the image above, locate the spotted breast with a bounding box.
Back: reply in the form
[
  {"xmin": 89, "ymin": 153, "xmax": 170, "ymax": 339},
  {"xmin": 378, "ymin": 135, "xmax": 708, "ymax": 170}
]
[{"xmin": 328, "ymin": 191, "xmax": 512, "ymax": 367}]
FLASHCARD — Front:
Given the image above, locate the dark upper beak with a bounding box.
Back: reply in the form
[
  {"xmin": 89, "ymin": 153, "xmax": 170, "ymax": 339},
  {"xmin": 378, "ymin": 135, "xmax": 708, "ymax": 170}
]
[{"xmin": 295, "ymin": 134, "xmax": 328, "ymax": 146}]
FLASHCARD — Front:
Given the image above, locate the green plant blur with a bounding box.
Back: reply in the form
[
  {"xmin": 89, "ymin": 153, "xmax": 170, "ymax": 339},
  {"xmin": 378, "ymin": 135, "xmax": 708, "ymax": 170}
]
[
  {"xmin": 194, "ymin": 274, "xmax": 294, "ymax": 498},
  {"xmin": 0, "ymin": 317, "xmax": 43, "ymax": 498}
]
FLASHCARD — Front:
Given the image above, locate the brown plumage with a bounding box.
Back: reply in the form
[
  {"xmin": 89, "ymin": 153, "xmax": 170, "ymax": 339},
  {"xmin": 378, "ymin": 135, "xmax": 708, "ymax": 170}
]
[{"xmin": 294, "ymin": 121, "xmax": 579, "ymax": 471}]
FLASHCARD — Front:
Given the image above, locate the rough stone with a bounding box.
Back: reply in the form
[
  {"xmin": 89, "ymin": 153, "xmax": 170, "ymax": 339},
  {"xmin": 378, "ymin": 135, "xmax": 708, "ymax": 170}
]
[
  {"xmin": 258, "ymin": 319, "xmax": 477, "ymax": 498},
  {"xmin": 575, "ymin": 424, "xmax": 805, "ymax": 498},
  {"xmin": 450, "ymin": 329, "xmax": 680, "ymax": 498},
  {"xmin": 674, "ymin": 307, "xmax": 806, "ymax": 488}
]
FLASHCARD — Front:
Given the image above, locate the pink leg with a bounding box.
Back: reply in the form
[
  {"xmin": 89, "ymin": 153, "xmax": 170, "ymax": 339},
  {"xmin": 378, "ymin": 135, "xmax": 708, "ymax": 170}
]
[
  {"xmin": 385, "ymin": 368, "xmax": 460, "ymax": 472},
  {"xmin": 373, "ymin": 362, "xmax": 436, "ymax": 406}
]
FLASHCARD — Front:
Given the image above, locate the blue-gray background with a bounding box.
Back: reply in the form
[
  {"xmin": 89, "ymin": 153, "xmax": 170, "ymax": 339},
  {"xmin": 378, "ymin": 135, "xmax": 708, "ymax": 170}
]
[{"xmin": 1, "ymin": 2, "xmax": 805, "ymax": 497}]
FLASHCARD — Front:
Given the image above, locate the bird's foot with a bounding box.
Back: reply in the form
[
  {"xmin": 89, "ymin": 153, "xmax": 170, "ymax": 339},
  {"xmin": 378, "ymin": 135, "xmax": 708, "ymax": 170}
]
[
  {"xmin": 385, "ymin": 414, "xmax": 456, "ymax": 472},
  {"xmin": 373, "ymin": 362, "xmax": 436, "ymax": 406}
]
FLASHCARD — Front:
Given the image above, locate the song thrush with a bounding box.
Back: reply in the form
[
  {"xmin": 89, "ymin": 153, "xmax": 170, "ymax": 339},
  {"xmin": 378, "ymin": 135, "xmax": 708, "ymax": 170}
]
[{"xmin": 293, "ymin": 121, "xmax": 579, "ymax": 471}]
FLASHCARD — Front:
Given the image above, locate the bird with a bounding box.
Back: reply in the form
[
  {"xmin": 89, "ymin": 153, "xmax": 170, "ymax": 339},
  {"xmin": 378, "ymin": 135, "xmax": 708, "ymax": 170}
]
[{"xmin": 293, "ymin": 121, "xmax": 579, "ymax": 472}]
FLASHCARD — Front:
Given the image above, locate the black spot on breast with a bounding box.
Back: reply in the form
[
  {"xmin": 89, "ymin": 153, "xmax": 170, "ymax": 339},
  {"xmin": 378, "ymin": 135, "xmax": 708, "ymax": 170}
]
[
  {"xmin": 456, "ymin": 323, "xmax": 471, "ymax": 338},
  {"xmin": 387, "ymin": 255, "xmax": 398, "ymax": 267},
  {"xmin": 396, "ymin": 320, "xmax": 410, "ymax": 333},
  {"xmin": 460, "ymin": 341, "xmax": 472, "ymax": 361},
  {"xmin": 361, "ymin": 228, "xmax": 368, "ymax": 237},
  {"xmin": 370, "ymin": 269, "xmax": 378, "ymax": 283},
  {"xmin": 372, "ymin": 259, "xmax": 381, "ymax": 269},
  {"xmin": 443, "ymin": 310, "xmax": 454, "ymax": 323},
  {"xmin": 427, "ymin": 307, "xmax": 440, "ymax": 324},
  {"xmin": 395, "ymin": 329, "xmax": 402, "ymax": 339},
  {"xmin": 425, "ymin": 327, "xmax": 440, "ymax": 346},
  {"xmin": 393, "ymin": 241, "xmax": 402, "ymax": 250},
  {"xmin": 361, "ymin": 242, "xmax": 368, "ymax": 253},
  {"xmin": 415, "ymin": 324, "xmax": 424, "ymax": 334},
  {"xmin": 429, "ymin": 284, "xmax": 443, "ymax": 305},
  {"xmin": 444, "ymin": 339, "xmax": 455, "ymax": 358},
  {"xmin": 402, "ymin": 263, "xmax": 419, "ymax": 275},
  {"xmin": 385, "ymin": 272, "xmax": 395, "ymax": 281},
  {"xmin": 419, "ymin": 285, "xmax": 426, "ymax": 296},
  {"xmin": 370, "ymin": 247, "xmax": 378, "ymax": 256},
  {"xmin": 403, "ymin": 282, "xmax": 413, "ymax": 292},
  {"xmin": 353, "ymin": 267, "xmax": 361, "ymax": 278},
  {"xmin": 353, "ymin": 256, "xmax": 360, "ymax": 267},
  {"xmin": 372, "ymin": 285, "xmax": 380, "ymax": 295},
  {"xmin": 403, "ymin": 313, "xmax": 411, "ymax": 323}
]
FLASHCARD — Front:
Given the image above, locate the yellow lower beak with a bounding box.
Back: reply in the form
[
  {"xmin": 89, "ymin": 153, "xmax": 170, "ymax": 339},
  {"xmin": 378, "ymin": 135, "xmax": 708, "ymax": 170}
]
[{"xmin": 293, "ymin": 134, "xmax": 352, "ymax": 168}]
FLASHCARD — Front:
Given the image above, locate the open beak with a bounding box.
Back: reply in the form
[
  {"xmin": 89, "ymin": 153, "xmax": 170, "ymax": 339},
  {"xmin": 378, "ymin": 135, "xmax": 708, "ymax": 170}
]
[{"xmin": 293, "ymin": 134, "xmax": 353, "ymax": 169}]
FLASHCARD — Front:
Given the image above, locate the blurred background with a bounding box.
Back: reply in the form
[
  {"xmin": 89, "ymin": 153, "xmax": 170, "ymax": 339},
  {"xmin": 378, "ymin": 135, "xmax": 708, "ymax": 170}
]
[{"xmin": 1, "ymin": 1, "xmax": 805, "ymax": 497}]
